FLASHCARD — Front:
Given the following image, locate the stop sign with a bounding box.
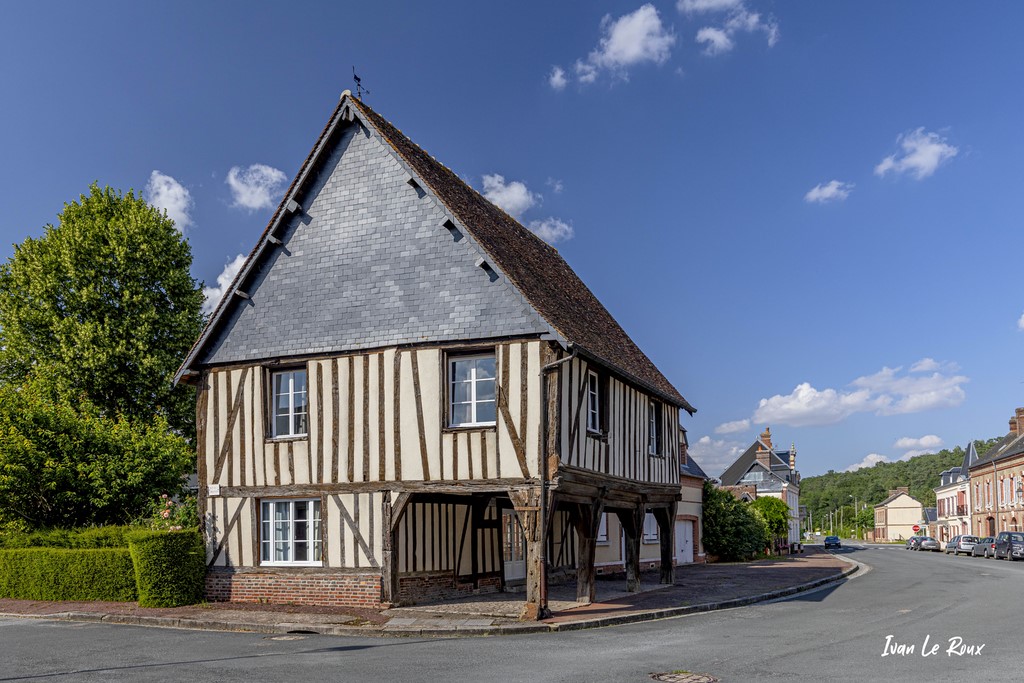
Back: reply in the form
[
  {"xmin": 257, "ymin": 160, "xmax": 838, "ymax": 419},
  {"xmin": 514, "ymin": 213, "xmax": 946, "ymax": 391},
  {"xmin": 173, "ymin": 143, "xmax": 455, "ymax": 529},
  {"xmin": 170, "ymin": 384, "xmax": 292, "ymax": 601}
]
[{"xmin": 912, "ymin": 524, "xmax": 921, "ymax": 532}]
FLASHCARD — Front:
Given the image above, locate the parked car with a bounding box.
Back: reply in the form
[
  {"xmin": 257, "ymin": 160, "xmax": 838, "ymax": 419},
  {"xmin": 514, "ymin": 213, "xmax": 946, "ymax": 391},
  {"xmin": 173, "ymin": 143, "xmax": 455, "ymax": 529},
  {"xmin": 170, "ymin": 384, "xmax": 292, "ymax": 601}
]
[
  {"xmin": 945, "ymin": 535, "xmax": 979, "ymax": 555},
  {"xmin": 918, "ymin": 537, "xmax": 941, "ymax": 552},
  {"xmin": 993, "ymin": 531, "xmax": 1024, "ymax": 560},
  {"xmin": 824, "ymin": 535, "xmax": 841, "ymax": 549},
  {"xmin": 971, "ymin": 536, "xmax": 996, "ymax": 558},
  {"xmin": 905, "ymin": 536, "xmax": 924, "ymax": 550}
]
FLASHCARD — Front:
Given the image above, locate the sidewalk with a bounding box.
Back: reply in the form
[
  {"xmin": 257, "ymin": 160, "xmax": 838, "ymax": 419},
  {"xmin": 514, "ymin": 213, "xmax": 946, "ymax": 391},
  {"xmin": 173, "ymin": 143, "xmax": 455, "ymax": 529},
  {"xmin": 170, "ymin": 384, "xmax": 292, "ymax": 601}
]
[{"xmin": 0, "ymin": 548, "xmax": 858, "ymax": 638}]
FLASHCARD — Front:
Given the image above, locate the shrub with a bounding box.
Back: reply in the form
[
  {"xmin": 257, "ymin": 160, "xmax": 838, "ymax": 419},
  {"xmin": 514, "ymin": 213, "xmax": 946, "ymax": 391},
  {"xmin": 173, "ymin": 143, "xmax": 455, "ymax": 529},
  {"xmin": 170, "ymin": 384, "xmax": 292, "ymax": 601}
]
[
  {"xmin": 0, "ymin": 548, "xmax": 137, "ymax": 601},
  {"xmin": 128, "ymin": 530, "xmax": 205, "ymax": 607},
  {"xmin": 136, "ymin": 494, "xmax": 199, "ymax": 531},
  {"xmin": 702, "ymin": 480, "xmax": 770, "ymax": 561},
  {"xmin": 0, "ymin": 526, "xmax": 132, "ymax": 549}
]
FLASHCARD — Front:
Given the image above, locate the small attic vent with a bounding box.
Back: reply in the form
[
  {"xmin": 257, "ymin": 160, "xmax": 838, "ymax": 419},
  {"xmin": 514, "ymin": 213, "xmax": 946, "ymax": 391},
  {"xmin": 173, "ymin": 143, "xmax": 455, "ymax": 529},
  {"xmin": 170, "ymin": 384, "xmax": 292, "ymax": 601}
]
[
  {"xmin": 407, "ymin": 177, "xmax": 426, "ymax": 198},
  {"xmin": 475, "ymin": 258, "xmax": 498, "ymax": 283},
  {"xmin": 442, "ymin": 219, "xmax": 463, "ymax": 242},
  {"xmin": 285, "ymin": 199, "xmax": 302, "ymax": 214}
]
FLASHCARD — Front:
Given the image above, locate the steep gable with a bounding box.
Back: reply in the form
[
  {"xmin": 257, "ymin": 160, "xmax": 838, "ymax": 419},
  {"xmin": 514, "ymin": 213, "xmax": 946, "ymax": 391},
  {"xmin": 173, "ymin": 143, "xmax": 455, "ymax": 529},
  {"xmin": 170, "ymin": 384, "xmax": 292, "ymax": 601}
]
[{"xmin": 198, "ymin": 117, "xmax": 548, "ymax": 366}]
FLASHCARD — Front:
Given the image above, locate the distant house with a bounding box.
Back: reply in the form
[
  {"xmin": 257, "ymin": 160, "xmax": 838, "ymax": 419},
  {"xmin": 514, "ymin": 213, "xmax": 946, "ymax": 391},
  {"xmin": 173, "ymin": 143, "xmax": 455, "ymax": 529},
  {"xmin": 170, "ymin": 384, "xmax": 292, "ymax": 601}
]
[
  {"xmin": 922, "ymin": 507, "xmax": 938, "ymax": 539},
  {"xmin": 719, "ymin": 427, "xmax": 801, "ymax": 549},
  {"xmin": 873, "ymin": 488, "xmax": 923, "ymax": 541},
  {"xmin": 934, "ymin": 442, "xmax": 978, "ymax": 541},
  {"xmin": 968, "ymin": 409, "xmax": 1024, "ymax": 538}
]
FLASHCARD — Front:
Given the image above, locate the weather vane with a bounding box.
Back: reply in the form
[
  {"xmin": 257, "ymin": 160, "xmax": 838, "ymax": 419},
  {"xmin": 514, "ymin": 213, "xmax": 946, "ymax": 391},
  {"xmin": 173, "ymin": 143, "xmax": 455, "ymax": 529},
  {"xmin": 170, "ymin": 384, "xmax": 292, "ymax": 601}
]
[{"xmin": 353, "ymin": 67, "xmax": 370, "ymax": 99}]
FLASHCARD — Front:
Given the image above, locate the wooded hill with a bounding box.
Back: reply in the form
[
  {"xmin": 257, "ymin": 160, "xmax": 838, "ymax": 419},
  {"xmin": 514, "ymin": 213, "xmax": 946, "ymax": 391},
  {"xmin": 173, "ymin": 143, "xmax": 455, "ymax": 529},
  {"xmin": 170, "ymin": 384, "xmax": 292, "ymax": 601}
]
[{"xmin": 800, "ymin": 437, "xmax": 1003, "ymax": 532}]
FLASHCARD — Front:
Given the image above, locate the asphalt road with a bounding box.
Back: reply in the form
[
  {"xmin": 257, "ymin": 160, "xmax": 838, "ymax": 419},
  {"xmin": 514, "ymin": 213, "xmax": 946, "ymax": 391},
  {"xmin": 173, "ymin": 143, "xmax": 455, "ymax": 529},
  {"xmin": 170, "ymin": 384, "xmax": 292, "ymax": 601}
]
[{"xmin": 2, "ymin": 544, "xmax": 1022, "ymax": 682}]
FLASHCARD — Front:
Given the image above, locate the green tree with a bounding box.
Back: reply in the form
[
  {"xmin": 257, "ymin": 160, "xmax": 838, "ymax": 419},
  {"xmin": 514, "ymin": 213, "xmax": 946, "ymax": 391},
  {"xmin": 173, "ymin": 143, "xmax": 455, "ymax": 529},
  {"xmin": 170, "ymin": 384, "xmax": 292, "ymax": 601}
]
[
  {"xmin": 750, "ymin": 496, "xmax": 791, "ymax": 545},
  {"xmin": 702, "ymin": 481, "xmax": 769, "ymax": 561},
  {"xmin": 0, "ymin": 376, "xmax": 193, "ymax": 529},
  {"xmin": 0, "ymin": 184, "xmax": 204, "ymax": 437}
]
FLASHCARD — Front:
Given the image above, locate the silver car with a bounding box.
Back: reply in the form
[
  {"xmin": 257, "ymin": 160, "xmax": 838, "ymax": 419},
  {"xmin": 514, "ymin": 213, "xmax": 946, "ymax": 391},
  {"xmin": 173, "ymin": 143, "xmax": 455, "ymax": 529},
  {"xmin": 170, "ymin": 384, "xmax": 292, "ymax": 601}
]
[
  {"xmin": 945, "ymin": 535, "xmax": 979, "ymax": 555},
  {"xmin": 918, "ymin": 537, "xmax": 941, "ymax": 552}
]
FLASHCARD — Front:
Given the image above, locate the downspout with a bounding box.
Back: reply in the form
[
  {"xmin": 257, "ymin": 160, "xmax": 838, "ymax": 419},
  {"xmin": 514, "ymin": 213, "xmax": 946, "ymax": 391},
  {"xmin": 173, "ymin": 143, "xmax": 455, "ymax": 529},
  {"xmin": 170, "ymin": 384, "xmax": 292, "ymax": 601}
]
[{"xmin": 539, "ymin": 343, "xmax": 577, "ymax": 619}]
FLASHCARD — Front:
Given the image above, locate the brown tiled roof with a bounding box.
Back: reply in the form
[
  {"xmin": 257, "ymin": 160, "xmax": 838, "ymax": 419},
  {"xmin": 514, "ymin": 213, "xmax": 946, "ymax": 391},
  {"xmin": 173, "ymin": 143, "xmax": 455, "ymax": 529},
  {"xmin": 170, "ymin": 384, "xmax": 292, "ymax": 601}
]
[{"xmin": 352, "ymin": 98, "xmax": 693, "ymax": 412}]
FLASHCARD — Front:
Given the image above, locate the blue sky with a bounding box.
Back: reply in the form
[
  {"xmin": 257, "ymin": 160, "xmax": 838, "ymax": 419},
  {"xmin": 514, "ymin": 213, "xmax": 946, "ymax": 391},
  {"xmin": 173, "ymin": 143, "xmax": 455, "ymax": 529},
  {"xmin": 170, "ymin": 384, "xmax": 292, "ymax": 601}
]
[{"xmin": 2, "ymin": 1, "xmax": 1022, "ymax": 478}]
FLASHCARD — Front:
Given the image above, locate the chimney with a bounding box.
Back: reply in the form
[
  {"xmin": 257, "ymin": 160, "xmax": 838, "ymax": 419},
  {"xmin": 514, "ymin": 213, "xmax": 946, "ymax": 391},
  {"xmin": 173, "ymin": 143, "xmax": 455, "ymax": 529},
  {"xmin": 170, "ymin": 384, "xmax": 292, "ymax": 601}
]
[
  {"xmin": 760, "ymin": 426, "xmax": 773, "ymax": 451},
  {"xmin": 1016, "ymin": 408, "xmax": 1024, "ymax": 436},
  {"xmin": 789, "ymin": 442, "xmax": 796, "ymax": 470},
  {"xmin": 1010, "ymin": 417, "xmax": 1018, "ymax": 436},
  {"xmin": 756, "ymin": 440, "xmax": 772, "ymax": 470}
]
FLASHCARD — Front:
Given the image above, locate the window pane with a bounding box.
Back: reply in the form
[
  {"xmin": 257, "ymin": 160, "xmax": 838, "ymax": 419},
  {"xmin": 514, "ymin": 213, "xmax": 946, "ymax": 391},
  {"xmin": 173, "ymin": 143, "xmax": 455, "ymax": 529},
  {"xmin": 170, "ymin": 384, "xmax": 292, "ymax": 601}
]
[
  {"xmin": 294, "ymin": 411, "xmax": 307, "ymax": 435},
  {"xmin": 275, "ymin": 414, "xmax": 290, "ymax": 436},
  {"xmin": 476, "ymin": 357, "xmax": 495, "ymax": 379},
  {"xmin": 451, "ymin": 403, "xmax": 472, "ymax": 426},
  {"xmin": 452, "ymin": 360, "xmax": 471, "ymax": 382},
  {"xmin": 453, "ymin": 382, "xmax": 472, "ymax": 403},
  {"xmin": 294, "ymin": 541, "xmax": 308, "ymax": 562},
  {"xmin": 292, "ymin": 371, "xmax": 306, "ymax": 394},
  {"xmin": 476, "ymin": 401, "xmax": 496, "ymax": 424},
  {"xmin": 476, "ymin": 378, "xmax": 495, "ymax": 401}
]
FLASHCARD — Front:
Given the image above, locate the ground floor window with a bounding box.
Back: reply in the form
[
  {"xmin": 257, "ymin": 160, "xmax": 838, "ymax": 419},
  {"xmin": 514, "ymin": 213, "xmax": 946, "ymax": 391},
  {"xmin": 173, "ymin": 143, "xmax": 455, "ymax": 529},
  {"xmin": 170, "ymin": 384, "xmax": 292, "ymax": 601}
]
[
  {"xmin": 260, "ymin": 499, "xmax": 323, "ymax": 565},
  {"xmin": 642, "ymin": 512, "xmax": 659, "ymax": 543}
]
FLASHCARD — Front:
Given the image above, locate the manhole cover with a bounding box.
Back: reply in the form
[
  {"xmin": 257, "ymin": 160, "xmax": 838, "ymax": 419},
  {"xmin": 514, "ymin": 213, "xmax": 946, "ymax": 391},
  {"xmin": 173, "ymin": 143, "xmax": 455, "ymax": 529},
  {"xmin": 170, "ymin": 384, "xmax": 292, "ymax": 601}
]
[{"xmin": 651, "ymin": 673, "xmax": 718, "ymax": 683}]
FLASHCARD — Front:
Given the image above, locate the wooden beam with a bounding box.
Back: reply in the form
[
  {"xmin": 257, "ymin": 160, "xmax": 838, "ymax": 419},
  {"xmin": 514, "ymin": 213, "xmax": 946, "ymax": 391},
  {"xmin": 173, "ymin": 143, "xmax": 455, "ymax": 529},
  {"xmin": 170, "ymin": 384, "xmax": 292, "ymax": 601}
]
[
  {"xmin": 652, "ymin": 502, "xmax": 677, "ymax": 585},
  {"xmin": 616, "ymin": 506, "xmax": 644, "ymax": 593}
]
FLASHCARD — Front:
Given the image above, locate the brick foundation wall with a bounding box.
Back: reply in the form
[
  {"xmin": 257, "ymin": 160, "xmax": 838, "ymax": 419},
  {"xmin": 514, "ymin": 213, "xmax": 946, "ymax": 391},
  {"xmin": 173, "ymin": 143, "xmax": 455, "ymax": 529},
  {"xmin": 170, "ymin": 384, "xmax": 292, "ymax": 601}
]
[
  {"xmin": 206, "ymin": 569, "xmax": 382, "ymax": 608},
  {"xmin": 397, "ymin": 572, "xmax": 501, "ymax": 604}
]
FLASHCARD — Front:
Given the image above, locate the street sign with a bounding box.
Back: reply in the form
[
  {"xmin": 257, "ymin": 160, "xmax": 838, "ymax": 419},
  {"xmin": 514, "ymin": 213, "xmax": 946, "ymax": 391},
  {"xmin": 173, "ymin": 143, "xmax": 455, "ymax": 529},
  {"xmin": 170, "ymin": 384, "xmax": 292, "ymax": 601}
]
[{"xmin": 912, "ymin": 524, "xmax": 921, "ymax": 532}]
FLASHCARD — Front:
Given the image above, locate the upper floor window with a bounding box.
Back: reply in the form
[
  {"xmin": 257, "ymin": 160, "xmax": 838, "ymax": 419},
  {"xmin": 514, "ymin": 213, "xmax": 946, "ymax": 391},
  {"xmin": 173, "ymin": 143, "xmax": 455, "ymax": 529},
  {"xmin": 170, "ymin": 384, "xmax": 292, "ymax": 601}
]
[
  {"xmin": 272, "ymin": 369, "xmax": 308, "ymax": 438},
  {"xmin": 260, "ymin": 498, "xmax": 322, "ymax": 566},
  {"xmin": 449, "ymin": 354, "xmax": 496, "ymax": 427},
  {"xmin": 647, "ymin": 400, "xmax": 663, "ymax": 456},
  {"xmin": 586, "ymin": 370, "xmax": 601, "ymax": 433}
]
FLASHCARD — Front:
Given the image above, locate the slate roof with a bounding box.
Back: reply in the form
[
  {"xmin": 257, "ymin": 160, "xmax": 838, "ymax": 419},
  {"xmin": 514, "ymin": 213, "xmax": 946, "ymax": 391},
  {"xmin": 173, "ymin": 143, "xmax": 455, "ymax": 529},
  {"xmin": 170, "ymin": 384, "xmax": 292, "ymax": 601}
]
[
  {"xmin": 718, "ymin": 439, "xmax": 794, "ymax": 486},
  {"xmin": 961, "ymin": 441, "xmax": 979, "ymax": 473},
  {"xmin": 923, "ymin": 507, "xmax": 938, "ymax": 524},
  {"xmin": 970, "ymin": 432, "xmax": 1024, "ymax": 470},
  {"xmin": 177, "ymin": 94, "xmax": 693, "ymax": 413},
  {"xmin": 680, "ymin": 455, "xmax": 709, "ymax": 480}
]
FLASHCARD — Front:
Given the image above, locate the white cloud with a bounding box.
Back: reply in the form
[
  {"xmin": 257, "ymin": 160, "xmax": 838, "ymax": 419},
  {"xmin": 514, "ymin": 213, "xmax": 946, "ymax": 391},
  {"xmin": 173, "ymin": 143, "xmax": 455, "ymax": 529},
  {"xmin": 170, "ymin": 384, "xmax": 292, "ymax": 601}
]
[
  {"xmin": 482, "ymin": 174, "xmax": 540, "ymax": 218},
  {"xmin": 549, "ymin": 66, "xmax": 567, "ymax": 91},
  {"xmin": 715, "ymin": 418, "xmax": 750, "ymax": 434},
  {"xmin": 690, "ymin": 435, "xmax": 746, "ymax": 478},
  {"xmin": 845, "ymin": 453, "xmax": 891, "ymax": 472},
  {"xmin": 678, "ymin": 0, "xmax": 742, "ymax": 12},
  {"xmin": 909, "ymin": 358, "xmax": 939, "ymax": 373},
  {"xmin": 568, "ymin": 4, "xmax": 675, "ymax": 86},
  {"xmin": 527, "ymin": 217, "xmax": 574, "ymax": 244},
  {"xmin": 749, "ymin": 359, "xmax": 968, "ymax": 428},
  {"xmin": 226, "ymin": 164, "xmax": 288, "ymax": 211},
  {"xmin": 691, "ymin": 2, "xmax": 778, "ymax": 55},
  {"xmin": 696, "ymin": 27, "xmax": 733, "ymax": 55},
  {"xmin": 805, "ymin": 180, "xmax": 854, "ymax": 204},
  {"xmin": 145, "ymin": 171, "xmax": 193, "ymax": 231},
  {"xmin": 202, "ymin": 253, "xmax": 246, "ymax": 316},
  {"xmin": 1018, "ymin": 312, "xmax": 1024, "ymax": 331},
  {"xmin": 546, "ymin": 177, "xmax": 564, "ymax": 194},
  {"xmin": 875, "ymin": 128, "xmax": 958, "ymax": 180},
  {"xmin": 894, "ymin": 435, "xmax": 943, "ymax": 451}
]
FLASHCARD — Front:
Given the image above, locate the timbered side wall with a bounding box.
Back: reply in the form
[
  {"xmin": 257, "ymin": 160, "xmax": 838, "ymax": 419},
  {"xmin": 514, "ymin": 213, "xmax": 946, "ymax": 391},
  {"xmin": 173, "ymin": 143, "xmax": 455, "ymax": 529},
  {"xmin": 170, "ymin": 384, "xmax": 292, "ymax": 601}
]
[
  {"xmin": 200, "ymin": 341, "xmax": 542, "ymax": 490},
  {"xmin": 558, "ymin": 357, "xmax": 681, "ymax": 485},
  {"xmin": 395, "ymin": 500, "xmax": 500, "ymax": 577}
]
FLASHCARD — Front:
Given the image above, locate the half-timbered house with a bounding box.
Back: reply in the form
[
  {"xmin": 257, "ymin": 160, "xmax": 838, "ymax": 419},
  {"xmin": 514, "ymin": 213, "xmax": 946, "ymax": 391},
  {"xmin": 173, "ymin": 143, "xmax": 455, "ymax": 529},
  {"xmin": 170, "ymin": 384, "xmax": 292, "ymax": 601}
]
[{"xmin": 176, "ymin": 92, "xmax": 695, "ymax": 618}]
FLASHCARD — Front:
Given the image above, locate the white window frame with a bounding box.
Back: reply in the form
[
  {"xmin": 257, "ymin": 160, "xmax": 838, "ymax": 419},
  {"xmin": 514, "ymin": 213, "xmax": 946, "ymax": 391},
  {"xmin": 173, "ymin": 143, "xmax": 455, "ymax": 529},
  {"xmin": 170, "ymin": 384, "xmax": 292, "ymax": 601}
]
[
  {"xmin": 586, "ymin": 370, "xmax": 601, "ymax": 434},
  {"xmin": 448, "ymin": 353, "xmax": 497, "ymax": 428},
  {"xmin": 596, "ymin": 513, "xmax": 609, "ymax": 545},
  {"xmin": 271, "ymin": 369, "xmax": 308, "ymax": 438},
  {"xmin": 642, "ymin": 512, "xmax": 659, "ymax": 544},
  {"xmin": 260, "ymin": 498, "xmax": 322, "ymax": 566}
]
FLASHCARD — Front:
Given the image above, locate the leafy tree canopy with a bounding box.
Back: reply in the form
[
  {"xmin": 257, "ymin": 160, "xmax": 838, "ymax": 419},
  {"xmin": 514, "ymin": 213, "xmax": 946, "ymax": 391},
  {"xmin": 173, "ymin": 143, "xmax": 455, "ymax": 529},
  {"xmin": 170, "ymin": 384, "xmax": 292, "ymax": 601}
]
[
  {"xmin": 0, "ymin": 376, "xmax": 194, "ymax": 529},
  {"xmin": 702, "ymin": 480, "xmax": 769, "ymax": 561},
  {"xmin": 0, "ymin": 184, "xmax": 204, "ymax": 437},
  {"xmin": 750, "ymin": 496, "xmax": 790, "ymax": 538}
]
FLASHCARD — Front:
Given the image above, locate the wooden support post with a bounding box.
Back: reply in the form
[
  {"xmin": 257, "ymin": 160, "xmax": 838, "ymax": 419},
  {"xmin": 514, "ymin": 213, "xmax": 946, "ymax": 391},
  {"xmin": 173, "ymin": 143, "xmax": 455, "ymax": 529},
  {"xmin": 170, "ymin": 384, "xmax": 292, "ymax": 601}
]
[
  {"xmin": 380, "ymin": 491, "xmax": 412, "ymax": 606},
  {"xmin": 568, "ymin": 499, "xmax": 605, "ymax": 605},
  {"xmin": 653, "ymin": 503, "xmax": 677, "ymax": 585},
  {"xmin": 510, "ymin": 487, "xmax": 546, "ymax": 620},
  {"xmin": 616, "ymin": 506, "xmax": 644, "ymax": 593}
]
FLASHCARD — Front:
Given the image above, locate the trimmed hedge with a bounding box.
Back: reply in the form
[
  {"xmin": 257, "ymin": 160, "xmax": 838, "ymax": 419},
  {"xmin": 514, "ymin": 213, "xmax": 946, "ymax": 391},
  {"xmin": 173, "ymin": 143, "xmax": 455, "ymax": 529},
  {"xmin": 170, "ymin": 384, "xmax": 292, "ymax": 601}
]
[
  {"xmin": 0, "ymin": 548, "xmax": 137, "ymax": 601},
  {"xmin": 0, "ymin": 526, "xmax": 131, "ymax": 549},
  {"xmin": 127, "ymin": 530, "xmax": 204, "ymax": 607}
]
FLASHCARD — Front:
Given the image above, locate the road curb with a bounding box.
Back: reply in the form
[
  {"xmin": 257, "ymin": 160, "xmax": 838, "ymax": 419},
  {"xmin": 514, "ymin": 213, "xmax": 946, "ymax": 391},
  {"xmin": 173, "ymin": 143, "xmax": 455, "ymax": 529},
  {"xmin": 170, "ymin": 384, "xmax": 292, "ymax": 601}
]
[{"xmin": 0, "ymin": 558, "xmax": 862, "ymax": 638}]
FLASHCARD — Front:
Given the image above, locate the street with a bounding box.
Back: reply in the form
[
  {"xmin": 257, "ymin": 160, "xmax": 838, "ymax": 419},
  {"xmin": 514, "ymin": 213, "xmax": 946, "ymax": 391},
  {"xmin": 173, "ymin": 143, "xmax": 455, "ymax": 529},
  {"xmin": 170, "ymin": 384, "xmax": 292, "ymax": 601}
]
[{"xmin": 2, "ymin": 545, "xmax": 1021, "ymax": 682}]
